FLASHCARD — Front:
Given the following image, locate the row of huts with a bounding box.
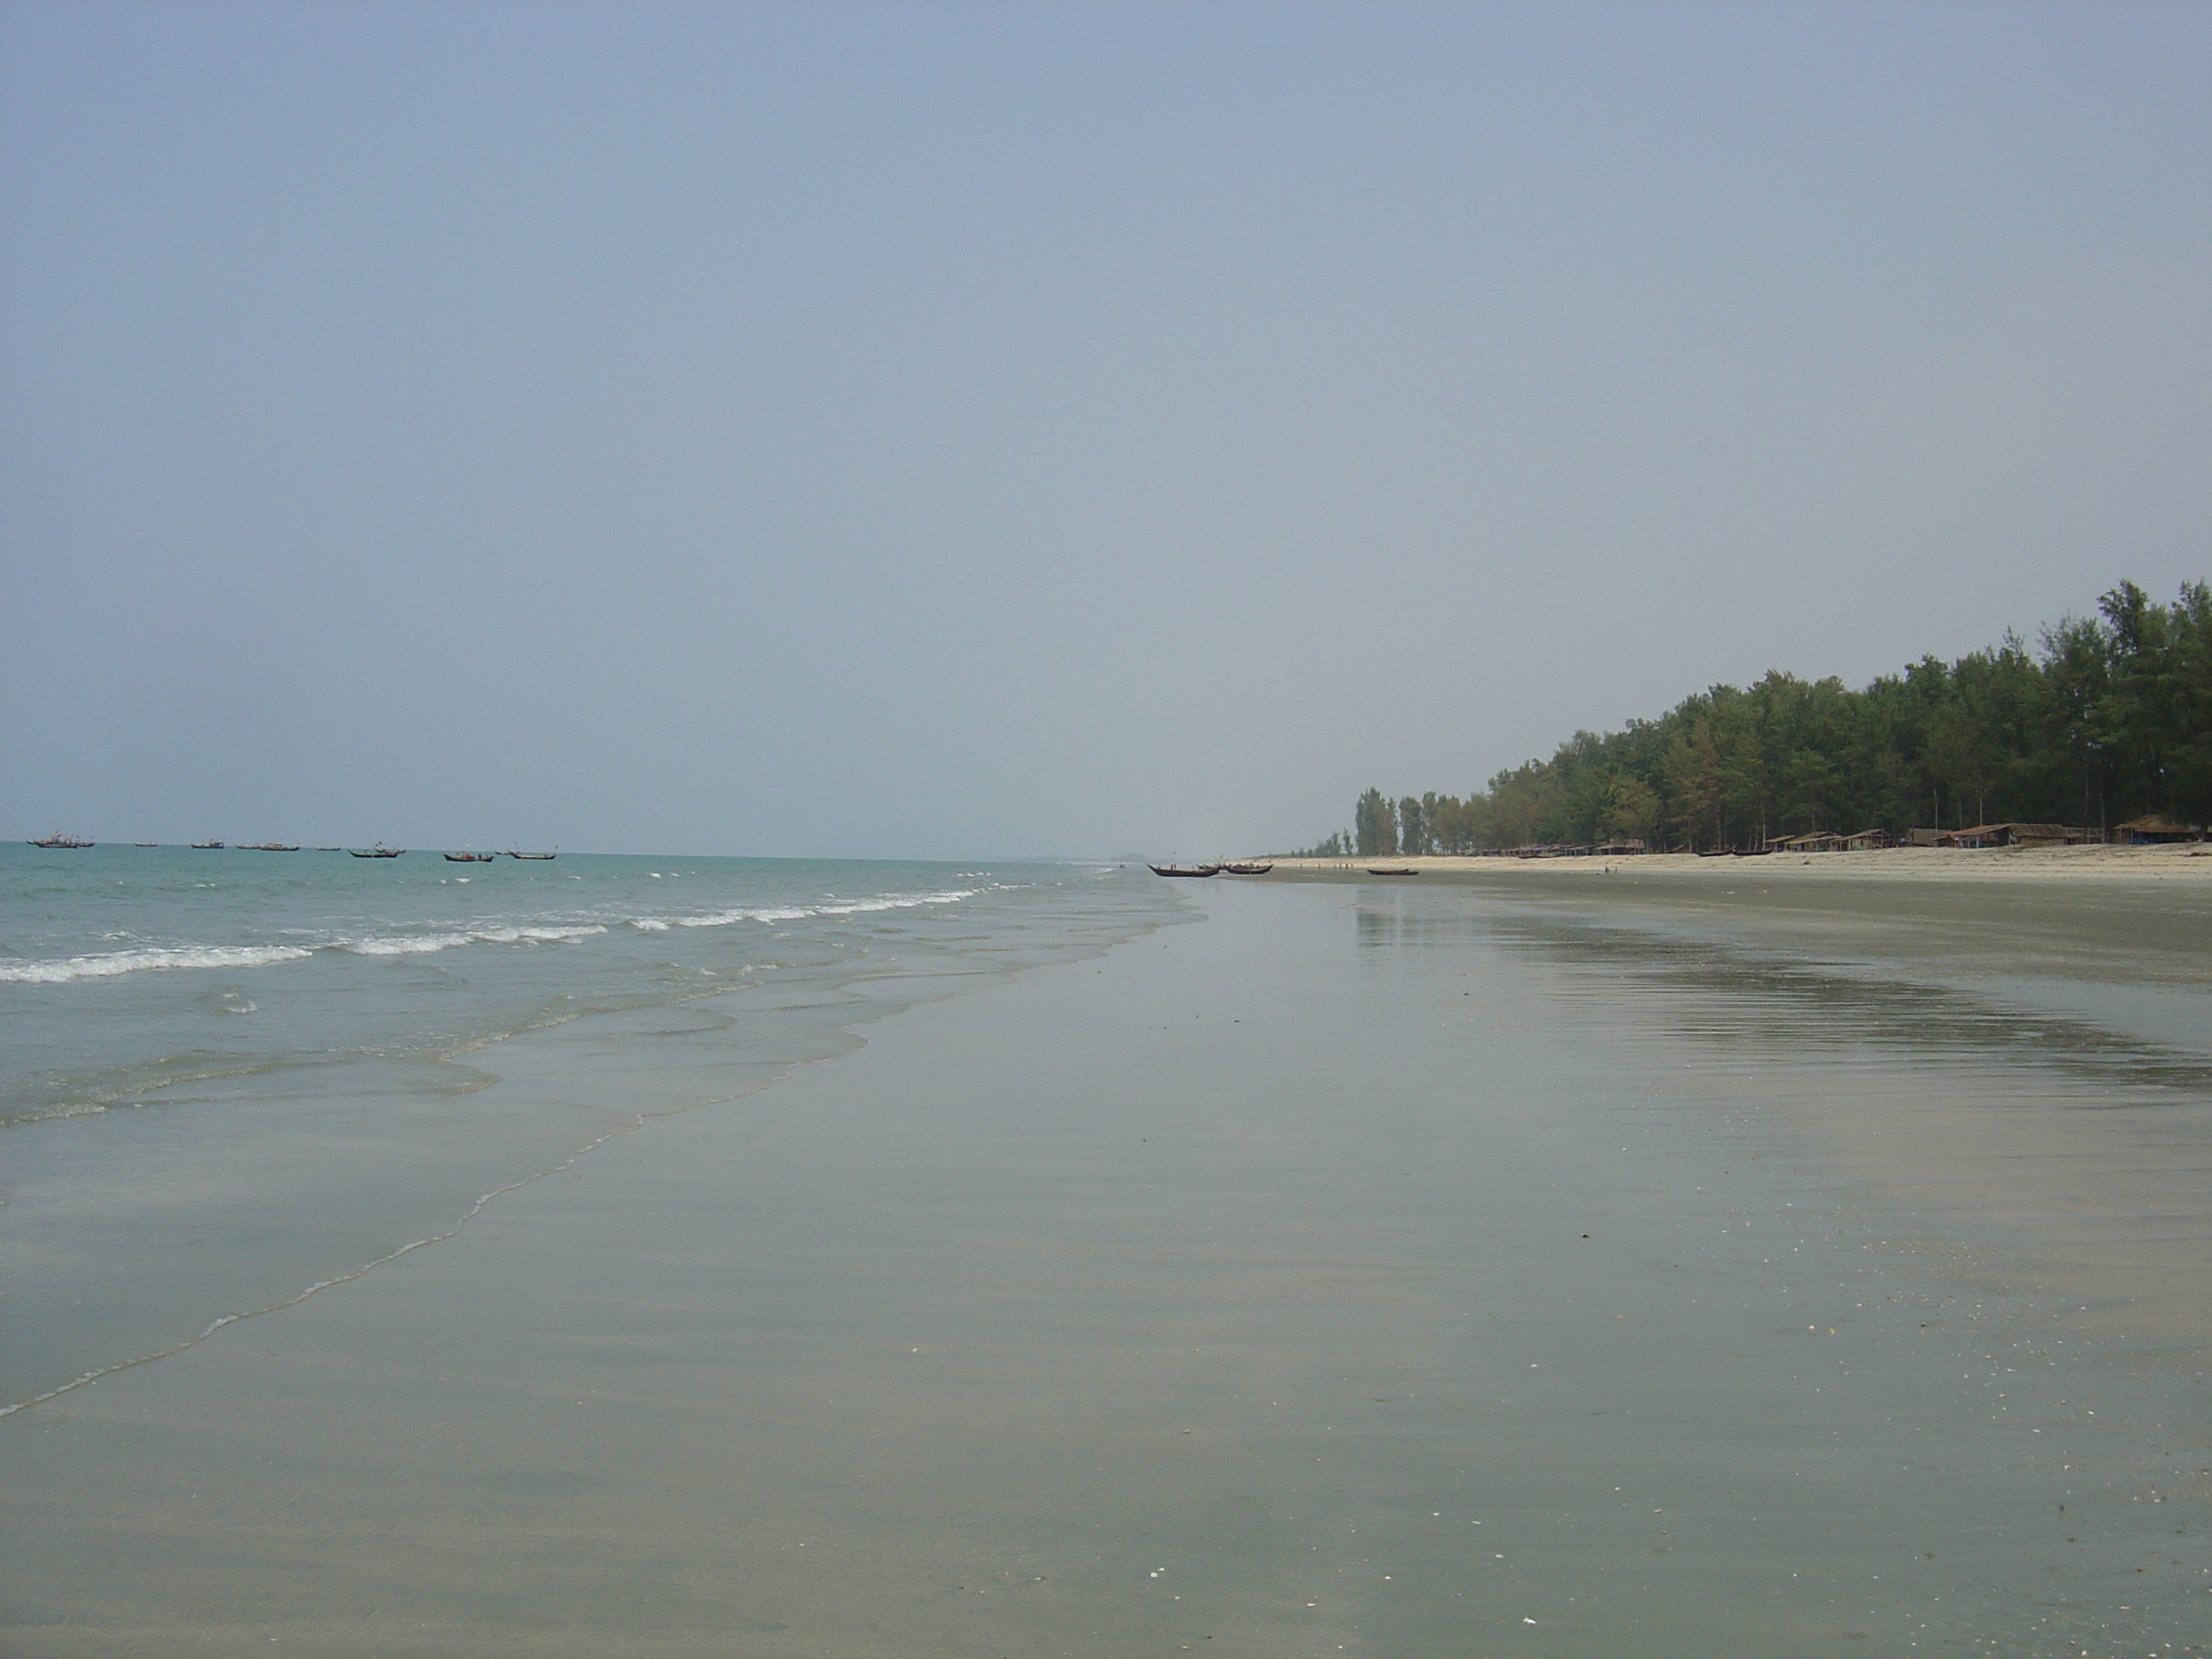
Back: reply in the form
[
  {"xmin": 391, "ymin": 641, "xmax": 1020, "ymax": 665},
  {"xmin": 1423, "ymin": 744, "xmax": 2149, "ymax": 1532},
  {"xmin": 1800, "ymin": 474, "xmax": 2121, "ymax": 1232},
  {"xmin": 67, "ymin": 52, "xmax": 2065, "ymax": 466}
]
[
  {"xmin": 1772, "ymin": 815, "xmax": 2202, "ymax": 852},
  {"xmin": 1454, "ymin": 814, "xmax": 2203, "ymax": 859}
]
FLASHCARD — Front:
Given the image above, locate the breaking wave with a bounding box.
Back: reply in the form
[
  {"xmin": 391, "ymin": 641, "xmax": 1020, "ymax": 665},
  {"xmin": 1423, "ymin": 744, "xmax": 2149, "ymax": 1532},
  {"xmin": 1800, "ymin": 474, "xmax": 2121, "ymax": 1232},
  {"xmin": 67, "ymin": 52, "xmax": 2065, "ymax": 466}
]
[
  {"xmin": 628, "ymin": 887, "xmax": 986, "ymax": 933},
  {"xmin": 0, "ymin": 945, "xmax": 316, "ymax": 983},
  {"xmin": 341, "ymin": 924, "xmax": 609, "ymax": 957},
  {"xmin": 0, "ymin": 889, "xmax": 992, "ymax": 985},
  {"xmin": 1, "ymin": 924, "xmax": 611, "ymax": 984}
]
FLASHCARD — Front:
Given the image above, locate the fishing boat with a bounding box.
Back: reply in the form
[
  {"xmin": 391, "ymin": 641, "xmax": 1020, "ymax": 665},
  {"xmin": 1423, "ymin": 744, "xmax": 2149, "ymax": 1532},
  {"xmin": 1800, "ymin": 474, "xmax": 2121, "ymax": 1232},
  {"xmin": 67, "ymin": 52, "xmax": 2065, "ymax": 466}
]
[
  {"xmin": 444, "ymin": 851, "xmax": 498, "ymax": 863},
  {"xmin": 506, "ymin": 850, "xmax": 556, "ymax": 860},
  {"xmin": 350, "ymin": 845, "xmax": 405, "ymax": 858},
  {"xmin": 1148, "ymin": 864, "xmax": 1220, "ymax": 878},
  {"xmin": 1217, "ymin": 862, "xmax": 1274, "ymax": 875},
  {"xmin": 27, "ymin": 833, "xmax": 92, "ymax": 848},
  {"xmin": 1365, "ymin": 867, "xmax": 1418, "ymax": 876},
  {"xmin": 243, "ymin": 842, "xmax": 301, "ymax": 852},
  {"xmin": 191, "ymin": 840, "xmax": 224, "ymax": 850}
]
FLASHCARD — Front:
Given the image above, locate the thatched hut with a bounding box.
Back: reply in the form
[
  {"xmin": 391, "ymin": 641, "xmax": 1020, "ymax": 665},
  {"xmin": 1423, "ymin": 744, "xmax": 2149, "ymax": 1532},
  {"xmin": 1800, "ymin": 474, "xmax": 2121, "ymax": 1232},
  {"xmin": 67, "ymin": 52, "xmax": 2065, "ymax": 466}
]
[
  {"xmin": 1941, "ymin": 823, "xmax": 2094, "ymax": 848},
  {"xmin": 2115, "ymin": 814, "xmax": 2202, "ymax": 844}
]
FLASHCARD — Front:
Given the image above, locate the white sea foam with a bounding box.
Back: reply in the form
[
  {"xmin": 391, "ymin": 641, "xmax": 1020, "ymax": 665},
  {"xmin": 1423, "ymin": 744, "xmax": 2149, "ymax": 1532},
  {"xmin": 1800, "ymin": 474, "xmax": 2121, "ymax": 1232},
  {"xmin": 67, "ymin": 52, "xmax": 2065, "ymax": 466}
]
[
  {"xmin": 3, "ymin": 923, "xmax": 612, "ymax": 982},
  {"xmin": 2, "ymin": 882, "xmax": 1000, "ymax": 988},
  {"xmin": 817, "ymin": 888, "xmax": 983, "ymax": 916},
  {"xmin": 626, "ymin": 888, "xmax": 985, "ymax": 934},
  {"xmin": 343, "ymin": 923, "xmax": 608, "ymax": 957},
  {"xmin": 342, "ymin": 933, "xmax": 469, "ymax": 957},
  {"xmin": 0, "ymin": 945, "xmax": 315, "ymax": 984},
  {"xmin": 459, "ymin": 924, "xmax": 607, "ymax": 946}
]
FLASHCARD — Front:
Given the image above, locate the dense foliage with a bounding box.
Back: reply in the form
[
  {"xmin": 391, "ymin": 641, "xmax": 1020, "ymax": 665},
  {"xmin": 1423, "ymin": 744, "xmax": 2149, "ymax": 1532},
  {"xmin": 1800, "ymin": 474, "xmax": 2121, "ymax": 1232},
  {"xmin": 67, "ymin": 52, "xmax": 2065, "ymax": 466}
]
[{"xmin": 1299, "ymin": 581, "xmax": 2212, "ymax": 854}]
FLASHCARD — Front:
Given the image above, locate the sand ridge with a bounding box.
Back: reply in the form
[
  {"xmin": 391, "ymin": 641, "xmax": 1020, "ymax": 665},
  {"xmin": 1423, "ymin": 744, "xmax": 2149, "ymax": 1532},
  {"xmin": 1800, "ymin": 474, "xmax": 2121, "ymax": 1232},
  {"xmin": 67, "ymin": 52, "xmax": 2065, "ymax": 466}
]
[{"xmin": 1255, "ymin": 841, "xmax": 2212, "ymax": 883}]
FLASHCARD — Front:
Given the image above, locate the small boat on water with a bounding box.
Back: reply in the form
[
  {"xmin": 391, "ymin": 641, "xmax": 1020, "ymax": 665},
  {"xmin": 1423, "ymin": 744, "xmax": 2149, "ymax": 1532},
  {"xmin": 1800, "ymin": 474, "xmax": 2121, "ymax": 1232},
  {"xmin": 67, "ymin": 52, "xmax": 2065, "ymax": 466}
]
[
  {"xmin": 1365, "ymin": 867, "xmax": 1418, "ymax": 876},
  {"xmin": 1148, "ymin": 864, "xmax": 1220, "ymax": 878},
  {"xmin": 1217, "ymin": 862, "xmax": 1274, "ymax": 876},
  {"xmin": 351, "ymin": 845, "xmax": 405, "ymax": 858},
  {"xmin": 315, "ymin": 846, "xmax": 342, "ymax": 852},
  {"xmin": 134, "ymin": 842, "xmax": 160, "ymax": 847},
  {"xmin": 27, "ymin": 833, "xmax": 93, "ymax": 848},
  {"xmin": 243, "ymin": 842, "xmax": 301, "ymax": 852},
  {"xmin": 445, "ymin": 851, "xmax": 498, "ymax": 863},
  {"xmin": 506, "ymin": 850, "xmax": 556, "ymax": 860},
  {"xmin": 191, "ymin": 840, "xmax": 224, "ymax": 850}
]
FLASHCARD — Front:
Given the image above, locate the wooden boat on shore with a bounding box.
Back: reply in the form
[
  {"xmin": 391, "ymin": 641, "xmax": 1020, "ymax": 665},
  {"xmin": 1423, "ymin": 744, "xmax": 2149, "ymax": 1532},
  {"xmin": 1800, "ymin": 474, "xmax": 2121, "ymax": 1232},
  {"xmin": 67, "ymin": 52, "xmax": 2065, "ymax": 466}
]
[
  {"xmin": 1365, "ymin": 867, "xmax": 1418, "ymax": 876},
  {"xmin": 351, "ymin": 845, "xmax": 404, "ymax": 858},
  {"xmin": 1148, "ymin": 864, "xmax": 1220, "ymax": 878},
  {"xmin": 444, "ymin": 851, "xmax": 498, "ymax": 863},
  {"xmin": 27, "ymin": 833, "xmax": 92, "ymax": 848},
  {"xmin": 1218, "ymin": 862, "xmax": 1274, "ymax": 876}
]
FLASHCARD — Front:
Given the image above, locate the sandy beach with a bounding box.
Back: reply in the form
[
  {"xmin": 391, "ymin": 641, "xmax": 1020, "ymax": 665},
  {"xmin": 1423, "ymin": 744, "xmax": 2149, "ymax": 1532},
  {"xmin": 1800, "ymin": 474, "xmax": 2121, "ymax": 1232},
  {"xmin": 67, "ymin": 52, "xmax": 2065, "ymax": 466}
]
[
  {"xmin": 1260, "ymin": 841, "xmax": 2212, "ymax": 884},
  {"xmin": 6, "ymin": 870, "xmax": 2207, "ymax": 1656}
]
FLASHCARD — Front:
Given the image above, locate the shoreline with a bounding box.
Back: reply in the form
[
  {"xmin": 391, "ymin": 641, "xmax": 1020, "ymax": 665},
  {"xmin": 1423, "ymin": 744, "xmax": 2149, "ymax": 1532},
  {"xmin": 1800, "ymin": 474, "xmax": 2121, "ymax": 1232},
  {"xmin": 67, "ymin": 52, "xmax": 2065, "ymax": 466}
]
[{"xmin": 1251, "ymin": 840, "xmax": 2212, "ymax": 882}]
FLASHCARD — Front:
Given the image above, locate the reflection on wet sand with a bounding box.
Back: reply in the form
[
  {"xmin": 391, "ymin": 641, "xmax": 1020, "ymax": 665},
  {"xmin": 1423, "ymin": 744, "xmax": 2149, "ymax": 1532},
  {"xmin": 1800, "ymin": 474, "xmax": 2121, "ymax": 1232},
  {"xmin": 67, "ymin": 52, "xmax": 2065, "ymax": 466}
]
[
  {"xmin": 1358, "ymin": 880, "xmax": 2212, "ymax": 1354},
  {"xmin": 1359, "ymin": 894, "xmax": 2212, "ymax": 1096}
]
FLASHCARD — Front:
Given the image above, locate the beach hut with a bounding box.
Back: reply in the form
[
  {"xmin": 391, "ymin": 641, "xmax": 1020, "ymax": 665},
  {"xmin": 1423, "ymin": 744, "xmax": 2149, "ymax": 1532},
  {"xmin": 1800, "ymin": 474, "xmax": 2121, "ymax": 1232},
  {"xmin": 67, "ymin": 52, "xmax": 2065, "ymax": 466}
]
[
  {"xmin": 1940, "ymin": 823, "xmax": 2084, "ymax": 848},
  {"xmin": 2115, "ymin": 813, "xmax": 2202, "ymax": 844},
  {"xmin": 1842, "ymin": 828, "xmax": 1893, "ymax": 851},
  {"xmin": 1769, "ymin": 831, "xmax": 1847, "ymax": 853}
]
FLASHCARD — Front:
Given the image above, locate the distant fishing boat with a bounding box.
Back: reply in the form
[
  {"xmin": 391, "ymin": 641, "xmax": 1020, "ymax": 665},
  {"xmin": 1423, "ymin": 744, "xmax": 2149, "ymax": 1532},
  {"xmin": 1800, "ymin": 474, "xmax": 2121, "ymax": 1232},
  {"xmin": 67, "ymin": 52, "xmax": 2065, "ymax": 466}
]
[
  {"xmin": 315, "ymin": 846, "xmax": 342, "ymax": 852},
  {"xmin": 1365, "ymin": 867, "xmax": 1418, "ymax": 876},
  {"xmin": 1217, "ymin": 862, "xmax": 1274, "ymax": 876},
  {"xmin": 506, "ymin": 850, "xmax": 556, "ymax": 860},
  {"xmin": 351, "ymin": 845, "xmax": 405, "ymax": 858},
  {"xmin": 27, "ymin": 833, "xmax": 92, "ymax": 848},
  {"xmin": 243, "ymin": 842, "xmax": 301, "ymax": 852},
  {"xmin": 445, "ymin": 851, "xmax": 498, "ymax": 863},
  {"xmin": 191, "ymin": 840, "xmax": 224, "ymax": 850},
  {"xmin": 1148, "ymin": 864, "xmax": 1220, "ymax": 878}
]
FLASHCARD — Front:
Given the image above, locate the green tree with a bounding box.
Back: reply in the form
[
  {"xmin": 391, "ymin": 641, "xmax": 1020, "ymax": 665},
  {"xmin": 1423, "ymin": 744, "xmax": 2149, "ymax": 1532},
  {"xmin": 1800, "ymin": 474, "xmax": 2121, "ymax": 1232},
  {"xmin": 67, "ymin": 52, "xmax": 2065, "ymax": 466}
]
[
  {"xmin": 1354, "ymin": 788, "xmax": 1398, "ymax": 857},
  {"xmin": 1397, "ymin": 795, "xmax": 1428, "ymax": 855},
  {"xmin": 1311, "ymin": 581, "xmax": 2207, "ymax": 855},
  {"xmin": 1602, "ymin": 775, "xmax": 1661, "ymax": 844}
]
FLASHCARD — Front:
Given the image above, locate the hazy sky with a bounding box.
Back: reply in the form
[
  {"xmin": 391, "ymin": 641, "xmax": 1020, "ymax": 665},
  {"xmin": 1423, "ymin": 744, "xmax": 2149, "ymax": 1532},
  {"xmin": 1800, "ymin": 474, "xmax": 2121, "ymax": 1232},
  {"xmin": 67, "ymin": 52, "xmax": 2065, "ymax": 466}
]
[{"xmin": 4, "ymin": 2, "xmax": 2207, "ymax": 857}]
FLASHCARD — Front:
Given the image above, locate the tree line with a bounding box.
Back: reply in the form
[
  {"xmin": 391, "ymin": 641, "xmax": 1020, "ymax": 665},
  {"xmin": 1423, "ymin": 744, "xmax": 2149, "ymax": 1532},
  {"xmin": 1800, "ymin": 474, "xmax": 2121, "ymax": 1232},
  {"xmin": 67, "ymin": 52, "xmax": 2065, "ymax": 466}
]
[{"xmin": 1293, "ymin": 581, "xmax": 2212, "ymax": 856}]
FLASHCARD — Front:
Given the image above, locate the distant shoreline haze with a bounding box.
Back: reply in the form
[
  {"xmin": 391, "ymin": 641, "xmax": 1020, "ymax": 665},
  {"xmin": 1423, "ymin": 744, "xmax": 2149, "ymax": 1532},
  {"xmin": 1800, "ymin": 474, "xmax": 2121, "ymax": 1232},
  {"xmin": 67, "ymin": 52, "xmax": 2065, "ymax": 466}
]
[{"xmin": 1299, "ymin": 580, "xmax": 2210, "ymax": 856}]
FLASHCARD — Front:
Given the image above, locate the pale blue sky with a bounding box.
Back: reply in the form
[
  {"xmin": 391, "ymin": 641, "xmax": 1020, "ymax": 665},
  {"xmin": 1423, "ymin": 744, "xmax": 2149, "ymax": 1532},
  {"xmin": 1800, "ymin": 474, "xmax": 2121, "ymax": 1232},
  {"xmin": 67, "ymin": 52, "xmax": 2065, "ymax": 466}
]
[{"xmin": 4, "ymin": 1, "xmax": 2207, "ymax": 855}]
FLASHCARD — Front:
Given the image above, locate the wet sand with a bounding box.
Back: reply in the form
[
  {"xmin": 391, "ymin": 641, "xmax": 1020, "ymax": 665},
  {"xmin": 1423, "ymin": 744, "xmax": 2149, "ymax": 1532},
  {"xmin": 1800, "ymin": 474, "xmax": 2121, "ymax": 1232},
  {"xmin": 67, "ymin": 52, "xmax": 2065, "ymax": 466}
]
[{"xmin": 4, "ymin": 877, "xmax": 2207, "ymax": 1656}]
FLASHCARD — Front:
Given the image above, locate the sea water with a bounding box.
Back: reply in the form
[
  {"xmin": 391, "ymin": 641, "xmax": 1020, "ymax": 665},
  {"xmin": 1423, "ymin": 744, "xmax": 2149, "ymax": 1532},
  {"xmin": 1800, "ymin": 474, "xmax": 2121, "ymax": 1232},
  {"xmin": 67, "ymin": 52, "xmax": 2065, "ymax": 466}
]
[{"xmin": 0, "ymin": 845, "xmax": 1185, "ymax": 1412}]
